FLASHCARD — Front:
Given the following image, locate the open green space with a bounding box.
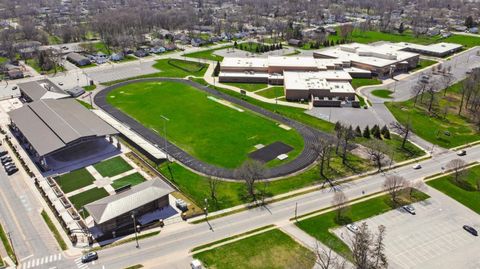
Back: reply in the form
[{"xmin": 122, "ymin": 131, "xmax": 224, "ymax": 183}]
[
  {"xmin": 194, "ymin": 229, "xmax": 315, "ymax": 269},
  {"xmin": 55, "ymin": 168, "xmax": 96, "ymax": 193},
  {"xmin": 111, "ymin": 172, "xmax": 146, "ymax": 189},
  {"xmin": 26, "ymin": 58, "xmax": 65, "ymax": 74},
  {"xmin": 69, "ymin": 187, "xmax": 109, "ymax": 211},
  {"xmin": 386, "ymin": 81, "xmax": 480, "ymax": 148},
  {"xmin": 152, "ymin": 59, "xmax": 208, "ymax": 78},
  {"xmin": 411, "ymin": 59, "xmax": 437, "ymax": 72},
  {"xmin": 108, "ymin": 81, "xmax": 304, "ymax": 168},
  {"xmin": 356, "ymin": 94, "xmax": 367, "ymax": 107},
  {"xmin": 296, "ymin": 190, "xmax": 429, "ymax": 259},
  {"xmin": 116, "ymin": 55, "xmax": 137, "ymax": 63},
  {"xmin": 256, "ymin": 87, "xmax": 284, "ymax": 99},
  {"xmin": 93, "ymin": 156, "xmax": 132, "ymax": 178},
  {"xmin": 427, "ymin": 165, "xmax": 480, "ymax": 214},
  {"xmin": 371, "ymin": 89, "xmax": 394, "ymax": 99},
  {"xmin": 190, "ymin": 78, "xmax": 335, "ymax": 133},
  {"xmin": 183, "ymin": 46, "xmax": 231, "ymax": 61},
  {"xmin": 160, "ymin": 149, "xmax": 373, "ymax": 212},
  {"xmin": 41, "ymin": 210, "xmax": 67, "ymax": 250},
  {"xmin": 0, "ymin": 223, "xmax": 17, "ymax": 265},
  {"xmin": 351, "ymin": 78, "xmax": 382, "ymax": 89},
  {"xmin": 76, "ymin": 99, "xmax": 93, "ymax": 109},
  {"xmin": 358, "ymin": 134, "xmax": 426, "ymax": 163},
  {"xmin": 79, "ymin": 63, "xmax": 97, "ymax": 69},
  {"xmin": 223, "ymin": 82, "xmax": 268, "ymax": 92},
  {"xmin": 83, "ymin": 85, "xmax": 97, "ymax": 91},
  {"xmin": 0, "ymin": 56, "xmax": 8, "ymax": 64}
]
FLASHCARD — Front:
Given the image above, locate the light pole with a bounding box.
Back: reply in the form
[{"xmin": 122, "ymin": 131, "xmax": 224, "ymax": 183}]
[
  {"xmin": 131, "ymin": 213, "xmax": 139, "ymax": 248},
  {"xmin": 160, "ymin": 115, "xmax": 170, "ymax": 161}
]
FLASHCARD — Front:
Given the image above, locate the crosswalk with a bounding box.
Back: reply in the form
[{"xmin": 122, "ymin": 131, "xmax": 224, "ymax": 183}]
[
  {"xmin": 19, "ymin": 194, "xmax": 32, "ymax": 212},
  {"xmin": 74, "ymin": 257, "xmax": 91, "ymax": 269},
  {"xmin": 21, "ymin": 253, "xmax": 62, "ymax": 268}
]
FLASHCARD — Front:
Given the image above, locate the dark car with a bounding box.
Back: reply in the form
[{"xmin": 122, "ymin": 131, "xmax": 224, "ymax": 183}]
[
  {"xmin": 81, "ymin": 252, "xmax": 98, "ymax": 263},
  {"xmin": 0, "ymin": 151, "xmax": 7, "ymax": 157},
  {"xmin": 6, "ymin": 167, "xmax": 18, "ymax": 175},
  {"xmin": 4, "ymin": 163, "xmax": 15, "ymax": 170},
  {"xmin": 1, "ymin": 157, "xmax": 12, "ymax": 164},
  {"xmin": 463, "ymin": 225, "xmax": 478, "ymax": 236}
]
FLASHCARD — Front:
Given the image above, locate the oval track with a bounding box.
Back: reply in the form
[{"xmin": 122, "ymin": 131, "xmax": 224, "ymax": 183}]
[{"xmin": 95, "ymin": 78, "xmax": 332, "ymax": 180}]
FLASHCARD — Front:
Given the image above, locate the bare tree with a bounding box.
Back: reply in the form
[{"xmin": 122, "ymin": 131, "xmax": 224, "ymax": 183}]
[
  {"xmin": 383, "ymin": 175, "xmax": 407, "ymax": 203},
  {"xmin": 332, "ymin": 190, "xmax": 349, "ymax": 221},
  {"xmin": 408, "ymin": 180, "xmax": 427, "ymax": 199},
  {"xmin": 314, "ymin": 138, "xmax": 334, "ymax": 178},
  {"xmin": 315, "ymin": 241, "xmax": 347, "ymax": 269},
  {"xmin": 351, "ymin": 223, "xmax": 388, "ymax": 269},
  {"xmin": 372, "ymin": 225, "xmax": 388, "ymax": 269},
  {"xmin": 207, "ymin": 176, "xmax": 219, "ymax": 202},
  {"xmin": 365, "ymin": 140, "xmax": 389, "ymax": 171},
  {"xmin": 390, "ymin": 121, "xmax": 412, "ymax": 149},
  {"xmin": 235, "ymin": 160, "xmax": 266, "ymax": 201},
  {"xmin": 341, "ymin": 126, "xmax": 356, "ymax": 165},
  {"xmin": 446, "ymin": 159, "xmax": 468, "ymax": 183}
]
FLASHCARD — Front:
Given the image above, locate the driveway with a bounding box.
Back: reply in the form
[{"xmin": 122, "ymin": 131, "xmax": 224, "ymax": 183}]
[{"xmin": 332, "ymin": 187, "xmax": 480, "ymax": 269}]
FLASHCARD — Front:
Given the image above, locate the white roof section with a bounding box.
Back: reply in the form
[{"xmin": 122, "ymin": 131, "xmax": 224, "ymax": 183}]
[
  {"xmin": 221, "ymin": 57, "xmax": 268, "ymax": 69},
  {"xmin": 93, "ymin": 110, "xmax": 166, "ymax": 159},
  {"xmin": 284, "ymin": 72, "xmax": 330, "ymax": 90},
  {"xmin": 316, "ymin": 42, "xmax": 418, "ymax": 68},
  {"xmin": 221, "ymin": 56, "xmax": 345, "ymax": 70},
  {"xmin": 328, "ymin": 82, "xmax": 355, "ymax": 93},
  {"xmin": 397, "ymin": 42, "xmax": 463, "ymax": 54},
  {"xmin": 85, "ymin": 179, "xmax": 173, "ymax": 224}
]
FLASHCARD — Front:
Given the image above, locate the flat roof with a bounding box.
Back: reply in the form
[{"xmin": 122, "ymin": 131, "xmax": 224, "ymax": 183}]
[
  {"xmin": 284, "ymin": 72, "xmax": 330, "ymax": 90},
  {"xmin": 8, "ymin": 99, "xmax": 118, "ymax": 156},
  {"xmin": 85, "ymin": 179, "xmax": 173, "ymax": 224},
  {"xmin": 221, "ymin": 56, "xmax": 345, "ymax": 70},
  {"xmin": 397, "ymin": 42, "xmax": 463, "ymax": 54},
  {"xmin": 315, "ymin": 42, "xmax": 418, "ymax": 68},
  {"xmin": 221, "ymin": 57, "xmax": 268, "ymax": 69},
  {"xmin": 18, "ymin": 80, "xmax": 69, "ymax": 101}
]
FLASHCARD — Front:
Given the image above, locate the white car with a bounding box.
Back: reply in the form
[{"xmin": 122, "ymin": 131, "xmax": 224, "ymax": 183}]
[
  {"xmin": 412, "ymin": 163, "xmax": 422, "ymax": 169},
  {"xmin": 457, "ymin": 150, "xmax": 466, "ymax": 156},
  {"xmin": 402, "ymin": 205, "xmax": 416, "ymax": 215},
  {"xmin": 346, "ymin": 223, "xmax": 359, "ymax": 233},
  {"xmin": 190, "ymin": 259, "xmax": 203, "ymax": 269}
]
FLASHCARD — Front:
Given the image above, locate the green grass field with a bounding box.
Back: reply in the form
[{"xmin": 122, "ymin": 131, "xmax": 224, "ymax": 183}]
[
  {"xmin": 0, "ymin": 222, "xmax": 17, "ymax": 265},
  {"xmin": 256, "ymin": 87, "xmax": 285, "ymax": 99},
  {"xmin": 351, "ymin": 78, "xmax": 382, "ymax": 89},
  {"xmin": 358, "ymin": 134, "xmax": 426, "ymax": 163},
  {"xmin": 427, "ymin": 165, "xmax": 480, "ymax": 213},
  {"xmin": 76, "ymin": 99, "xmax": 93, "ymax": 109},
  {"xmin": 108, "ymin": 81, "xmax": 304, "ymax": 168},
  {"xmin": 41, "ymin": 210, "xmax": 67, "ymax": 250},
  {"xmin": 371, "ymin": 89, "xmax": 394, "ymax": 99},
  {"xmin": 194, "ymin": 229, "xmax": 315, "ymax": 269},
  {"xmin": 69, "ymin": 188, "xmax": 109, "ymax": 211},
  {"xmin": 183, "ymin": 46, "xmax": 232, "ymax": 61},
  {"xmin": 83, "ymin": 85, "xmax": 97, "ymax": 91},
  {"xmin": 26, "ymin": 59, "xmax": 65, "ymax": 74},
  {"xmin": 111, "ymin": 173, "xmax": 146, "ymax": 189},
  {"xmin": 411, "ymin": 59, "xmax": 437, "ymax": 72},
  {"xmin": 296, "ymin": 190, "xmax": 429, "ymax": 259},
  {"xmin": 190, "ymin": 78, "xmax": 335, "ymax": 133},
  {"xmin": 55, "ymin": 168, "xmax": 96, "ymax": 193},
  {"xmin": 386, "ymin": 81, "xmax": 480, "ymax": 148},
  {"xmin": 93, "ymin": 156, "xmax": 132, "ymax": 177},
  {"xmin": 160, "ymin": 150, "xmax": 373, "ymax": 211},
  {"xmin": 223, "ymin": 82, "xmax": 268, "ymax": 92},
  {"xmin": 152, "ymin": 59, "xmax": 208, "ymax": 78}
]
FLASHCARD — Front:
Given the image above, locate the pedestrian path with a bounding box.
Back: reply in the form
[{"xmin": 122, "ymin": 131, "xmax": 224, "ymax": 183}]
[
  {"xmin": 21, "ymin": 253, "xmax": 62, "ymax": 269},
  {"xmin": 74, "ymin": 256, "xmax": 91, "ymax": 269}
]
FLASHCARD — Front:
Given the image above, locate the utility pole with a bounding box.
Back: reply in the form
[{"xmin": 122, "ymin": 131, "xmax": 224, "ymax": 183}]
[
  {"xmin": 7, "ymin": 231, "xmax": 16, "ymax": 259},
  {"xmin": 131, "ymin": 213, "xmax": 139, "ymax": 248},
  {"xmin": 160, "ymin": 115, "xmax": 170, "ymax": 161}
]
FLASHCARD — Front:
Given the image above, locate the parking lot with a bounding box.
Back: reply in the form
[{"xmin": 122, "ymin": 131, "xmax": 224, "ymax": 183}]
[{"xmin": 333, "ymin": 188, "xmax": 480, "ymax": 269}]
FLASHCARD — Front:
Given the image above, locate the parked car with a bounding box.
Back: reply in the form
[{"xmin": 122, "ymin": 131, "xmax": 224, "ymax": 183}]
[
  {"xmin": 190, "ymin": 259, "xmax": 203, "ymax": 269},
  {"xmin": 346, "ymin": 223, "xmax": 359, "ymax": 233},
  {"xmin": 0, "ymin": 155, "xmax": 10, "ymax": 161},
  {"xmin": 6, "ymin": 167, "xmax": 18, "ymax": 175},
  {"xmin": 463, "ymin": 225, "xmax": 478, "ymax": 236},
  {"xmin": 81, "ymin": 252, "xmax": 98, "ymax": 263},
  {"xmin": 457, "ymin": 150, "xmax": 467, "ymax": 156},
  {"xmin": 0, "ymin": 150, "xmax": 7, "ymax": 157},
  {"xmin": 4, "ymin": 163, "xmax": 16, "ymax": 170},
  {"xmin": 402, "ymin": 205, "xmax": 416, "ymax": 215},
  {"xmin": 1, "ymin": 157, "xmax": 12, "ymax": 164},
  {"xmin": 412, "ymin": 163, "xmax": 422, "ymax": 169}
]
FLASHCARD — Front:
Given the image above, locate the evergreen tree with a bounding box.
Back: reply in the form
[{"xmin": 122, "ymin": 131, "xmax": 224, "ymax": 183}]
[
  {"xmin": 355, "ymin": 126, "xmax": 362, "ymax": 137},
  {"xmin": 373, "ymin": 127, "xmax": 382, "ymax": 139},
  {"xmin": 381, "ymin": 125, "xmax": 391, "ymax": 139},
  {"xmin": 398, "ymin": 22, "xmax": 405, "ymax": 34},
  {"xmin": 363, "ymin": 126, "xmax": 371, "ymax": 139},
  {"xmin": 233, "ymin": 41, "xmax": 238, "ymax": 48},
  {"xmin": 213, "ymin": 61, "xmax": 221, "ymax": 76},
  {"xmin": 330, "ymin": 40, "xmax": 335, "ymax": 46},
  {"xmin": 279, "ymin": 43, "xmax": 283, "ymax": 49}
]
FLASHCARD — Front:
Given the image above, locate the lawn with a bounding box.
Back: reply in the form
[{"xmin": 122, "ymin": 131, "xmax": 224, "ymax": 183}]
[
  {"xmin": 111, "ymin": 172, "xmax": 146, "ymax": 189},
  {"xmin": 183, "ymin": 46, "xmax": 232, "ymax": 61},
  {"xmin": 55, "ymin": 168, "xmax": 96, "ymax": 194},
  {"xmin": 371, "ymin": 89, "xmax": 394, "ymax": 99},
  {"xmin": 108, "ymin": 81, "xmax": 304, "ymax": 168},
  {"xmin": 190, "ymin": 78, "xmax": 335, "ymax": 133},
  {"xmin": 427, "ymin": 165, "xmax": 480, "ymax": 214},
  {"xmin": 69, "ymin": 187, "xmax": 109, "ymax": 211},
  {"xmin": 79, "ymin": 63, "xmax": 97, "ymax": 69},
  {"xmin": 152, "ymin": 59, "xmax": 208, "ymax": 78},
  {"xmin": 357, "ymin": 134, "xmax": 426, "ymax": 163},
  {"xmin": 83, "ymin": 85, "xmax": 97, "ymax": 91},
  {"xmin": 356, "ymin": 94, "xmax": 367, "ymax": 107},
  {"xmin": 93, "ymin": 156, "xmax": 133, "ymax": 178},
  {"xmin": 223, "ymin": 82, "xmax": 268, "ymax": 92},
  {"xmin": 411, "ymin": 59, "xmax": 437, "ymax": 72},
  {"xmin": 194, "ymin": 229, "xmax": 315, "ymax": 269},
  {"xmin": 256, "ymin": 87, "xmax": 284, "ymax": 99},
  {"xmin": 26, "ymin": 58, "xmax": 65, "ymax": 74},
  {"xmin": 386, "ymin": 81, "xmax": 480, "ymax": 148},
  {"xmin": 41, "ymin": 210, "xmax": 67, "ymax": 250},
  {"xmin": 76, "ymin": 99, "xmax": 93, "ymax": 109},
  {"xmin": 160, "ymin": 150, "xmax": 373, "ymax": 212},
  {"xmin": 351, "ymin": 78, "xmax": 382, "ymax": 89},
  {"xmin": 0, "ymin": 223, "xmax": 17, "ymax": 265},
  {"xmin": 296, "ymin": 190, "xmax": 429, "ymax": 259}
]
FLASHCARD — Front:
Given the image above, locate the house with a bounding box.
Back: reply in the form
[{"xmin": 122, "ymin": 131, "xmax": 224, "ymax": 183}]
[
  {"xmin": 163, "ymin": 44, "xmax": 177, "ymax": 51},
  {"xmin": 150, "ymin": 46, "xmax": 165, "ymax": 54},
  {"xmin": 65, "ymin": 86, "xmax": 85, "ymax": 97},
  {"xmin": 134, "ymin": 49, "xmax": 149, "ymax": 57},
  {"xmin": 66, "ymin": 52, "xmax": 91, "ymax": 66},
  {"xmin": 191, "ymin": 38, "xmax": 204, "ymax": 47},
  {"xmin": 469, "ymin": 27, "xmax": 479, "ymax": 34},
  {"xmin": 110, "ymin": 53, "xmax": 124, "ymax": 61},
  {"xmin": 288, "ymin": 39, "xmax": 303, "ymax": 47},
  {"xmin": 7, "ymin": 69, "xmax": 24, "ymax": 79}
]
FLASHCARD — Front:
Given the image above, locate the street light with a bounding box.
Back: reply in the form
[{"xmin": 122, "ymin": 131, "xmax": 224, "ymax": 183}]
[
  {"xmin": 131, "ymin": 213, "xmax": 139, "ymax": 248},
  {"xmin": 160, "ymin": 115, "xmax": 170, "ymax": 161}
]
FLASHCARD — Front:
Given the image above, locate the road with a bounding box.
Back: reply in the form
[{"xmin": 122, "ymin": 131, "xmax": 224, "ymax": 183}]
[{"xmin": 56, "ymin": 145, "xmax": 480, "ymax": 269}]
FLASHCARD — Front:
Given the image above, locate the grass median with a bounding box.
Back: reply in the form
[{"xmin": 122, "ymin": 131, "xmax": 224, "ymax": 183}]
[
  {"xmin": 41, "ymin": 210, "xmax": 67, "ymax": 251},
  {"xmin": 0, "ymin": 223, "xmax": 17, "ymax": 264}
]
